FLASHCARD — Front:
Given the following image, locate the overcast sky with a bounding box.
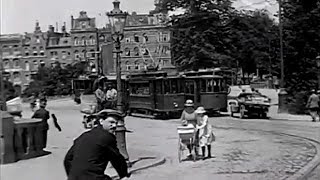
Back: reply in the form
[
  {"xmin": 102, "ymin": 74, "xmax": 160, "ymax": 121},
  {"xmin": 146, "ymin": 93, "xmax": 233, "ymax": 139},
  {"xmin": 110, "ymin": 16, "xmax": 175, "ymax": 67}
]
[{"xmin": 0, "ymin": 0, "xmax": 278, "ymax": 34}]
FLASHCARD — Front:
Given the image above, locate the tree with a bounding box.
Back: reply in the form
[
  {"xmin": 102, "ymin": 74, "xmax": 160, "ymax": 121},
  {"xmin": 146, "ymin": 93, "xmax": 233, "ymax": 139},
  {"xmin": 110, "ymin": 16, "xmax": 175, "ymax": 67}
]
[
  {"xmin": 23, "ymin": 62, "xmax": 87, "ymax": 97},
  {"xmin": 270, "ymin": 0, "xmax": 320, "ymax": 113}
]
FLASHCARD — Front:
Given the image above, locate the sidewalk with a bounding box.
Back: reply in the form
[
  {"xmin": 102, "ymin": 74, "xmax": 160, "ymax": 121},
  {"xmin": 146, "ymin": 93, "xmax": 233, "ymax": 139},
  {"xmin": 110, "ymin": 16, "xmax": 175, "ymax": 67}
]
[
  {"xmin": 269, "ymin": 105, "xmax": 312, "ymax": 121},
  {"xmin": 1, "ymin": 102, "xmax": 165, "ymax": 180}
]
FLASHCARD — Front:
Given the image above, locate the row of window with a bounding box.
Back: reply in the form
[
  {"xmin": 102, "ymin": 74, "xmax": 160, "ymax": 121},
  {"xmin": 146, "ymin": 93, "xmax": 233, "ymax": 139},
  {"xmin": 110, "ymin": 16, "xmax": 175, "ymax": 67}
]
[
  {"xmin": 4, "ymin": 72, "xmax": 31, "ymax": 82},
  {"xmin": 123, "ymin": 46, "xmax": 170, "ymax": 57},
  {"xmin": 124, "ymin": 33, "xmax": 169, "ymax": 44},
  {"xmin": 3, "ymin": 60, "xmax": 44, "ymax": 70},
  {"xmin": 74, "ymin": 37, "xmax": 96, "ymax": 46}
]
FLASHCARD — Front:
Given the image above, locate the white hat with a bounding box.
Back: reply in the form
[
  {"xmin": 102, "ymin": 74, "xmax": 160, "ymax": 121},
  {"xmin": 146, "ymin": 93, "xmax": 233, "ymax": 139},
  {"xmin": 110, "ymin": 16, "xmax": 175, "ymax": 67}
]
[
  {"xmin": 195, "ymin": 106, "xmax": 206, "ymax": 114},
  {"xmin": 184, "ymin": 99, "xmax": 194, "ymax": 107}
]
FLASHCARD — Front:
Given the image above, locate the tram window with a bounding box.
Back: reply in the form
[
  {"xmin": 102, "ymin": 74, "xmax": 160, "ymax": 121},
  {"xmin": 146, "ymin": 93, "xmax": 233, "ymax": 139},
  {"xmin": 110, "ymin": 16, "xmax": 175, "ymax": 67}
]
[
  {"xmin": 213, "ymin": 79, "xmax": 220, "ymax": 92},
  {"xmin": 155, "ymin": 80, "xmax": 163, "ymax": 94},
  {"xmin": 130, "ymin": 83, "xmax": 150, "ymax": 95},
  {"xmin": 207, "ymin": 79, "xmax": 213, "ymax": 92},
  {"xmin": 185, "ymin": 81, "xmax": 194, "ymax": 94},
  {"xmin": 171, "ymin": 79, "xmax": 178, "ymax": 93},
  {"xmin": 200, "ymin": 79, "xmax": 206, "ymax": 92},
  {"xmin": 164, "ymin": 80, "xmax": 170, "ymax": 94}
]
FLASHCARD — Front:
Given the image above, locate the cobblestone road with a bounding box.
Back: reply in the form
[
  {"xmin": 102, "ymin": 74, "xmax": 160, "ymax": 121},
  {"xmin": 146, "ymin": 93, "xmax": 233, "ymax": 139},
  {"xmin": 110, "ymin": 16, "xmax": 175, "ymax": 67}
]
[{"xmin": 7, "ymin": 100, "xmax": 319, "ymax": 180}]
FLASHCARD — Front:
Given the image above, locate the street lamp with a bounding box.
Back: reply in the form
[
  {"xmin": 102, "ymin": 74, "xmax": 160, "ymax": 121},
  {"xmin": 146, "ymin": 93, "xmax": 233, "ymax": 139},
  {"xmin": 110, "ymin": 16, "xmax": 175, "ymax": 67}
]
[
  {"xmin": 107, "ymin": 0, "xmax": 131, "ymax": 166},
  {"xmin": 277, "ymin": 0, "xmax": 288, "ymax": 113},
  {"xmin": 316, "ymin": 55, "xmax": 320, "ymax": 90},
  {"xmin": 107, "ymin": 0, "xmax": 128, "ymax": 112}
]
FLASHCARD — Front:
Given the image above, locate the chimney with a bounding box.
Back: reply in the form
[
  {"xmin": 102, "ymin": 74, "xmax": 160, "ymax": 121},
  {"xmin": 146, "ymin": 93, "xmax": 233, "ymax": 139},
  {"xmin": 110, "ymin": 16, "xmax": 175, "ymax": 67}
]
[
  {"xmin": 48, "ymin": 25, "xmax": 54, "ymax": 33},
  {"xmin": 71, "ymin": 15, "xmax": 74, "ymax": 29},
  {"xmin": 56, "ymin": 22, "xmax": 59, "ymax": 32}
]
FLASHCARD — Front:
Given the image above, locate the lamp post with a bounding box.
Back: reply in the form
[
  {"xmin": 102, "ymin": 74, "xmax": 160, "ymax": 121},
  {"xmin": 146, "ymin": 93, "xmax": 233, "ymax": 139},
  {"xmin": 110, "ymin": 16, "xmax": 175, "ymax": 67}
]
[
  {"xmin": 316, "ymin": 55, "xmax": 320, "ymax": 90},
  {"xmin": 107, "ymin": 0, "xmax": 131, "ymax": 165},
  {"xmin": 278, "ymin": 0, "xmax": 288, "ymax": 113}
]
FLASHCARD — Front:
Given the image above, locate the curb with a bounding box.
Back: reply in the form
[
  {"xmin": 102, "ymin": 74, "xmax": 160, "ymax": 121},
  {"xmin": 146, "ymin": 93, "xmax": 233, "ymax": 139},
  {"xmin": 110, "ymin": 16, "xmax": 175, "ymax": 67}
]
[
  {"xmin": 110, "ymin": 157, "xmax": 166, "ymax": 179},
  {"xmin": 213, "ymin": 125, "xmax": 320, "ymax": 180}
]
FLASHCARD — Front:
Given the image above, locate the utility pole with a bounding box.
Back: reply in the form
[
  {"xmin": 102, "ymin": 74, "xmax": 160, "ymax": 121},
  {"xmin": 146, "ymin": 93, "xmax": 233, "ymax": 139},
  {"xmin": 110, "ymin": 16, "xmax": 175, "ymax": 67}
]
[
  {"xmin": 279, "ymin": 0, "xmax": 284, "ymax": 89},
  {"xmin": 0, "ymin": 33, "xmax": 6, "ymax": 111}
]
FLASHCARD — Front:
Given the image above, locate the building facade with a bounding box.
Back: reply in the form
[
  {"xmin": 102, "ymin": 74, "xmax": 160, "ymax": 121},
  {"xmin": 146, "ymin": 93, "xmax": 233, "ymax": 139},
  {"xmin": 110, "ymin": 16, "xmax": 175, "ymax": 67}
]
[
  {"xmin": 46, "ymin": 24, "xmax": 73, "ymax": 68},
  {"xmin": 70, "ymin": 11, "xmax": 99, "ymax": 73}
]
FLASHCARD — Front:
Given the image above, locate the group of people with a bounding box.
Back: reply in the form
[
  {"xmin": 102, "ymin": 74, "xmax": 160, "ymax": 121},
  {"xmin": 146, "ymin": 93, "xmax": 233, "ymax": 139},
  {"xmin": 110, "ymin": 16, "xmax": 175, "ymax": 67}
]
[
  {"xmin": 180, "ymin": 99, "xmax": 215, "ymax": 160},
  {"xmin": 95, "ymin": 83, "xmax": 118, "ymax": 112},
  {"xmin": 307, "ymin": 89, "xmax": 320, "ymax": 122}
]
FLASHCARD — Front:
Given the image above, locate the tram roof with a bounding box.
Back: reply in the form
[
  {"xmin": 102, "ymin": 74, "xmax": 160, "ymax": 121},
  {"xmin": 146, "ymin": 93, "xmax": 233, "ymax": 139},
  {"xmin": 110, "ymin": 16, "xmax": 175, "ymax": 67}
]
[{"xmin": 184, "ymin": 75, "xmax": 223, "ymax": 79}]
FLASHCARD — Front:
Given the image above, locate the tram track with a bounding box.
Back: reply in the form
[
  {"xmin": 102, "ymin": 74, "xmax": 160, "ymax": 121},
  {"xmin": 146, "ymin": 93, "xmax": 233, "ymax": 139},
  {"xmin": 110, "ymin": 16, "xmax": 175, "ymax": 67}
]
[{"xmin": 211, "ymin": 123, "xmax": 320, "ymax": 180}]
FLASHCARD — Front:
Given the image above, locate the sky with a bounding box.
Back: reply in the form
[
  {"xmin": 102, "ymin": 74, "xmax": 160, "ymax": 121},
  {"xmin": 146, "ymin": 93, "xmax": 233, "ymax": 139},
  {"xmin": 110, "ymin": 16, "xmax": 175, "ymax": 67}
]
[{"xmin": 0, "ymin": 0, "xmax": 278, "ymax": 34}]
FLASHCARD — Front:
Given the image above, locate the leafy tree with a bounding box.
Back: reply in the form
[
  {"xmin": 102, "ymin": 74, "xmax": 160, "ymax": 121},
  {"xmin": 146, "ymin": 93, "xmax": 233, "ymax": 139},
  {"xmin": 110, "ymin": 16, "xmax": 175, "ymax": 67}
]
[{"xmin": 23, "ymin": 62, "xmax": 87, "ymax": 97}]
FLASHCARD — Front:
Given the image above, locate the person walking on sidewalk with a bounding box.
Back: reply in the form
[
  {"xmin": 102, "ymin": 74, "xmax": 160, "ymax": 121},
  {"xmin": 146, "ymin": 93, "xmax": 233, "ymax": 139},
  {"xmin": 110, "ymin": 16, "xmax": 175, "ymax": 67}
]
[
  {"xmin": 306, "ymin": 89, "xmax": 320, "ymax": 122},
  {"xmin": 195, "ymin": 107, "xmax": 215, "ymax": 160},
  {"xmin": 64, "ymin": 115, "xmax": 130, "ymax": 180}
]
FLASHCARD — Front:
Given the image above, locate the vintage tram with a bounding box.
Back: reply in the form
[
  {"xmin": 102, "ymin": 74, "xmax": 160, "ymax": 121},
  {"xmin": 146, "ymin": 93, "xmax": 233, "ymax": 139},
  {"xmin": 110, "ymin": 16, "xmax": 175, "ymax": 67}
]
[
  {"xmin": 127, "ymin": 71, "xmax": 185, "ymax": 119},
  {"xmin": 182, "ymin": 72, "xmax": 229, "ymax": 113}
]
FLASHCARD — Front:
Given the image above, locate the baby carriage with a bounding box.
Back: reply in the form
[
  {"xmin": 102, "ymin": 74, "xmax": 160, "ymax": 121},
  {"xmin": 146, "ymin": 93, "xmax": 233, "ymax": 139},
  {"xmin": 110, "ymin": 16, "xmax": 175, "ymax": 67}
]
[{"xmin": 177, "ymin": 124, "xmax": 197, "ymax": 162}]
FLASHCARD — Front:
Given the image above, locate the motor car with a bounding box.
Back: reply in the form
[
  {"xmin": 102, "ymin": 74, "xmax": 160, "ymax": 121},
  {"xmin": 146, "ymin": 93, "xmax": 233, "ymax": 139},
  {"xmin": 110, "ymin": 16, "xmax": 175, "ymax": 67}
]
[{"xmin": 229, "ymin": 92, "xmax": 271, "ymax": 119}]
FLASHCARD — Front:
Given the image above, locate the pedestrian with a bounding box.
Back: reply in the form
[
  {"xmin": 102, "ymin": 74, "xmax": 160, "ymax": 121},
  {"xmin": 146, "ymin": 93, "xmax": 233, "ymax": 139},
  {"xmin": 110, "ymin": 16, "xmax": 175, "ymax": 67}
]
[
  {"xmin": 31, "ymin": 98, "xmax": 61, "ymax": 148},
  {"xmin": 63, "ymin": 115, "xmax": 131, "ymax": 180},
  {"xmin": 306, "ymin": 89, "xmax": 320, "ymax": 122},
  {"xmin": 180, "ymin": 99, "xmax": 198, "ymax": 158},
  {"xmin": 95, "ymin": 83, "xmax": 107, "ymax": 112},
  {"xmin": 106, "ymin": 84, "xmax": 118, "ymax": 109},
  {"xmin": 195, "ymin": 106, "xmax": 214, "ymax": 160}
]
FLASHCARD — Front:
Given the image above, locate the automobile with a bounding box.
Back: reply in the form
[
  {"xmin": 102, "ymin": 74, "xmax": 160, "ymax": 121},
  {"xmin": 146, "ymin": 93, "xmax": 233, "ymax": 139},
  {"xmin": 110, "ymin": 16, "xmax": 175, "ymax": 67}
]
[{"xmin": 229, "ymin": 92, "xmax": 271, "ymax": 119}]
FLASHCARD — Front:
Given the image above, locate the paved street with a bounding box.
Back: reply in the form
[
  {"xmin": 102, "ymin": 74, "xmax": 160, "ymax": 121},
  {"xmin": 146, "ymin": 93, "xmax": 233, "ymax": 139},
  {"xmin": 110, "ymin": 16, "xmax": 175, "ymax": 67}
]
[{"xmin": 1, "ymin": 98, "xmax": 320, "ymax": 180}]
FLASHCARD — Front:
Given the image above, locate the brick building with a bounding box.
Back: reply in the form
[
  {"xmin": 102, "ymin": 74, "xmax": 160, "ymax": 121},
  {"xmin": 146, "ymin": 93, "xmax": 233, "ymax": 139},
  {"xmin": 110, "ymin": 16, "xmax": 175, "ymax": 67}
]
[
  {"xmin": 70, "ymin": 11, "xmax": 99, "ymax": 73},
  {"xmin": 46, "ymin": 23, "xmax": 73, "ymax": 68},
  {"xmin": 101, "ymin": 2, "xmax": 175, "ymax": 75}
]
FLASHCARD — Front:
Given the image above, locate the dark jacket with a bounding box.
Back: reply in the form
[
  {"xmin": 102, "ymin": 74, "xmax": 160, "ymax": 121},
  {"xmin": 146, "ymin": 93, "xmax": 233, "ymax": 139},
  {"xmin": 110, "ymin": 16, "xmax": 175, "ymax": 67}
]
[
  {"xmin": 64, "ymin": 126, "xmax": 129, "ymax": 180},
  {"xmin": 32, "ymin": 108, "xmax": 50, "ymax": 130}
]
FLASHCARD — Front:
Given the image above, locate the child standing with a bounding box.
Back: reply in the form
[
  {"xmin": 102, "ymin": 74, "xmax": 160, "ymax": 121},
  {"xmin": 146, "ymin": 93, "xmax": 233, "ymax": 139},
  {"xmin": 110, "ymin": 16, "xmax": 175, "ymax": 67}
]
[{"xmin": 195, "ymin": 106, "xmax": 215, "ymax": 159}]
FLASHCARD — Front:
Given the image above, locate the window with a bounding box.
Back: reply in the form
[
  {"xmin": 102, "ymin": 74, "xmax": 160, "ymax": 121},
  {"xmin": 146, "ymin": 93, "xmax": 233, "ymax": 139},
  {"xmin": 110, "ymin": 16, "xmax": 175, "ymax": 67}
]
[
  {"xmin": 124, "ymin": 48, "xmax": 130, "ymax": 56},
  {"xmin": 130, "ymin": 83, "xmax": 150, "ymax": 95},
  {"xmin": 13, "ymin": 59, "xmax": 20, "ymax": 68},
  {"xmin": 134, "ymin": 62, "xmax": 140, "ymax": 70},
  {"xmin": 133, "ymin": 47, "xmax": 139, "ymax": 56},
  {"xmin": 63, "ymin": 40, "xmax": 69, "ymax": 44},
  {"xmin": 13, "ymin": 72, "xmax": 20, "ymax": 80},
  {"xmin": 62, "ymin": 51, "xmax": 67, "ymax": 59},
  {"xmin": 74, "ymin": 50, "xmax": 80, "ymax": 59},
  {"xmin": 82, "ymin": 37, "xmax": 86, "ymax": 45},
  {"xmin": 33, "ymin": 60, "xmax": 38, "ymax": 70},
  {"xmin": 3, "ymin": 59, "xmax": 10, "ymax": 69},
  {"xmin": 99, "ymin": 35, "xmax": 105, "ymax": 42},
  {"xmin": 25, "ymin": 74, "xmax": 31, "ymax": 81},
  {"xmin": 90, "ymin": 50, "xmax": 95, "ymax": 58},
  {"xmin": 2, "ymin": 45, "xmax": 8, "ymax": 49},
  {"xmin": 142, "ymin": 33, "xmax": 148, "ymax": 43},
  {"xmin": 155, "ymin": 80, "xmax": 163, "ymax": 94},
  {"xmin": 40, "ymin": 60, "xmax": 45, "ymax": 67},
  {"xmin": 125, "ymin": 38, "xmax": 130, "ymax": 43},
  {"xmin": 89, "ymin": 36, "xmax": 95, "ymax": 45},
  {"xmin": 25, "ymin": 61, "xmax": 30, "ymax": 71},
  {"xmin": 142, "ymin": 48, "xmax": 149, "ymax": 55},
  {"xmin": 162, "ymin": 34, "xmax": 168, "ymax": 42},
  {"xmin": 74, "ymin": 37, "xmax": 78, "ymax": 45},
  {"xmin": 13, "ymin": 45, "xmax": 19, "ymax": 48},
  {"xmin": 40, "ymin": 51, "xmax": 45, "ymax": 56},
  {"xmin": 134, "ymin": 34, "xmax": 139, "ymax": 42},
  {"xmin": 36, "ymin": 36, "xmax": 40, "ymax": 43},
  {"xmin": 25, "ymin": 51, "xmax": 29, "ymax": 56},
  {"xmin": 33, "ymin": 51, "xmax": 38, "ymax": 56}
]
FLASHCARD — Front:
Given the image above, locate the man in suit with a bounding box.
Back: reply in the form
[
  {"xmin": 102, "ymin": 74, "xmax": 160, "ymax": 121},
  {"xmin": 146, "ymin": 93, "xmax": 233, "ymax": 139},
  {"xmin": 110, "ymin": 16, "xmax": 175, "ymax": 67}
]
[
  {"xmin": 64, "ymin": 115, "xmax": 130, "ymax": 180},
  {"xmin": 32, "ymin": 98, "xmax": 61, "ymax": 148}
]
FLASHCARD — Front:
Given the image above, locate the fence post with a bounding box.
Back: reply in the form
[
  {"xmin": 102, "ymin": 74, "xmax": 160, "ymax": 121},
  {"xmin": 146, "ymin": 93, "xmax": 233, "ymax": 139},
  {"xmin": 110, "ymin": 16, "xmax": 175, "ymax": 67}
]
[{"xmin": 0, "ymin": 111, "xmax": 16, "ymax": 164}]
